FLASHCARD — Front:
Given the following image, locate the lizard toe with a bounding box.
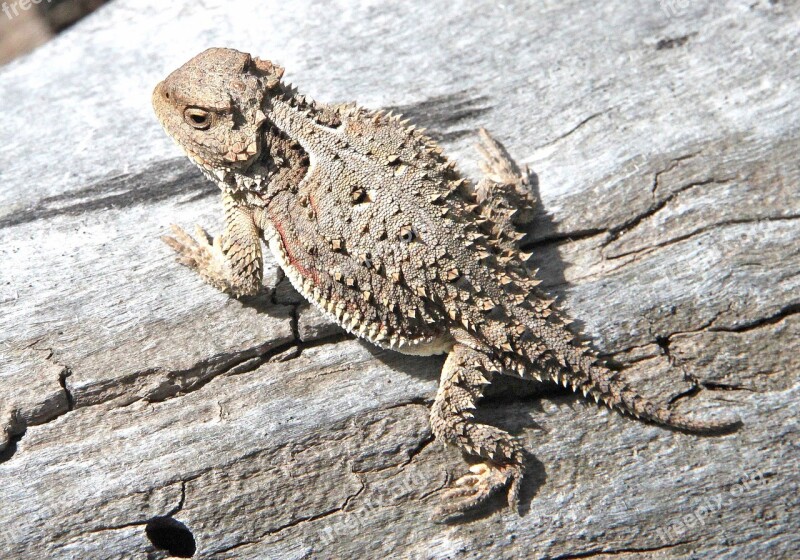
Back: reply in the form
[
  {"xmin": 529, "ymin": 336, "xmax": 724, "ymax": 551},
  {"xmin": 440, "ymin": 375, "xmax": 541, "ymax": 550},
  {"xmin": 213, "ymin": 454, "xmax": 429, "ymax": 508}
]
[
  {"xmin": 433, "ymin": 461, "xmax": 521, "ymax": 520},
  {"xmin": 162, "ymin": 224, "xmax": 216, "ymax": 271}
]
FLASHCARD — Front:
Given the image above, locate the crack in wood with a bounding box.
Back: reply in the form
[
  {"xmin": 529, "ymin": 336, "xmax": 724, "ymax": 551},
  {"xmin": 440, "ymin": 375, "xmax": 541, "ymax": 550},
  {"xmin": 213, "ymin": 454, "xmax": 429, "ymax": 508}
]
[
  {"xmin": 532, "ymin": 109, "xmax": 614, "ymax": 152},
  {"xmin": 550, "ymin": 538, "xmax": 697, "ymax": 559}
]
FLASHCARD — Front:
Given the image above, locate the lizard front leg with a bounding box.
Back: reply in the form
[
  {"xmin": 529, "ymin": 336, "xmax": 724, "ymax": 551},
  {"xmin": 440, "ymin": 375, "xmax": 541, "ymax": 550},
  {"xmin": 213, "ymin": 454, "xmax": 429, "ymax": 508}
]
[
  {"xmin": 162, "ymin": 190, "xmax": 263, "ymax": 297},
  {"xmin": 430, "ymin": 342, "xmax": 524, "ymax": 519}
]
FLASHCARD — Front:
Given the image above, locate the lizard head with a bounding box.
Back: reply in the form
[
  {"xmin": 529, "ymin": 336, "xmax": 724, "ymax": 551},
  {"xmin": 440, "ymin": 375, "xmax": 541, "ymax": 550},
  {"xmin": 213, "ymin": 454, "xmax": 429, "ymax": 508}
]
[{"xmin": 152, "ymin": 47, "xmax": 284, "ymax": 178}]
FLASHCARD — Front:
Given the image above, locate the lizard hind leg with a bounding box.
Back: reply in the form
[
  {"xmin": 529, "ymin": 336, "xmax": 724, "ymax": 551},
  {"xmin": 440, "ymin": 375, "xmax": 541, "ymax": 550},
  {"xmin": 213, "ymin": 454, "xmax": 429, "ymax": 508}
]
[{"xmin": 430, "ymin": 343, "xmax": 524, "ymax": 520}]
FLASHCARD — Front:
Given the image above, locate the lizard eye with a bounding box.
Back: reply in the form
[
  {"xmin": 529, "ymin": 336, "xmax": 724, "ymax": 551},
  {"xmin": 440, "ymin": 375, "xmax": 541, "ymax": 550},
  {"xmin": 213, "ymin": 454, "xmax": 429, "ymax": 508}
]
[
  {"xmin": 184, "ymin": 107, "xmax": 212, "ymax": 130},
  {"xmin": 399, "ymin": 226, "xmax": 416, "ymax": 243}
]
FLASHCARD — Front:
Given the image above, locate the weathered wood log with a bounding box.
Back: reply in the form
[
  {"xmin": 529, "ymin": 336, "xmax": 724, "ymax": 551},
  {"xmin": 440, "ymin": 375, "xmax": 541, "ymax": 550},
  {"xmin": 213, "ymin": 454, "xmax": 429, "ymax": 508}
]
[{"xmin": 1, "ymin": 1, "xmax": 797, "ymax": 558}]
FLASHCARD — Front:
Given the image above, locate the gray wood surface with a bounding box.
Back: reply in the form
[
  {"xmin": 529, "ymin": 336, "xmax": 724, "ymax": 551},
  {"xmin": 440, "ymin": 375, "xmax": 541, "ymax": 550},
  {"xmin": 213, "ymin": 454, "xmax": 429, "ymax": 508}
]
[{"xmin": 1, "ymin": 1, "xmax": 798, "ymax": 558}]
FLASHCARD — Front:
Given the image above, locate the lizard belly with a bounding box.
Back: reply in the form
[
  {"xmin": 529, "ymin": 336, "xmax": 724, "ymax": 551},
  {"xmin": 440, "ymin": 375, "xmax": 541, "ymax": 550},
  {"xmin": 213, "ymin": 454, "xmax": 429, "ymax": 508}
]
[{"xmin": 263, "ymin": 222, "xmax": 454, "ymax": 356}]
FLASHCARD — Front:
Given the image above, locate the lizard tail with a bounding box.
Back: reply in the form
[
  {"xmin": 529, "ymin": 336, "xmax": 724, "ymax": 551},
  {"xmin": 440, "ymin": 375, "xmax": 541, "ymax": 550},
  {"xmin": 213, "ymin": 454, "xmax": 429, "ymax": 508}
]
[{"xmin": 551, "ymin": 350, "xmax": 741, "ymax": 435}]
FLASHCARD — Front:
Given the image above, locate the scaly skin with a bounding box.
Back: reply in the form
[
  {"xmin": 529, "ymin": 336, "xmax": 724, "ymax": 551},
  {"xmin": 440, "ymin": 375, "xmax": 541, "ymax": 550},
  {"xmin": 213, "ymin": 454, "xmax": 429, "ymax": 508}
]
[{"xmin": 152, "ymin": 48, "xmax": 740, "ymax": 519}]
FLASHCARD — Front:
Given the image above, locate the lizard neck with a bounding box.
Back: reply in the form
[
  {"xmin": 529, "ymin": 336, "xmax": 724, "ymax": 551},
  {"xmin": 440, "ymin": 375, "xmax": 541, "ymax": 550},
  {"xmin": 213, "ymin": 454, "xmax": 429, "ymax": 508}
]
[
  {"xmin": 271, "ymin": 83, "xmax": 343, "ymax": 129},
  {"xmin": 225, "ymin": 84, "xmax": 341, "ymax": 203}
]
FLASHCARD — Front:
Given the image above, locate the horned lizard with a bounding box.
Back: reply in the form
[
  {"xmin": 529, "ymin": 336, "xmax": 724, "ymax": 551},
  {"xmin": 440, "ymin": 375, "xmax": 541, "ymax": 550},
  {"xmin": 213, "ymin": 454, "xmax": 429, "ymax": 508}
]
[{"xmin": 152, "ymin": 48, "xmax": 738, "ymax": 518}]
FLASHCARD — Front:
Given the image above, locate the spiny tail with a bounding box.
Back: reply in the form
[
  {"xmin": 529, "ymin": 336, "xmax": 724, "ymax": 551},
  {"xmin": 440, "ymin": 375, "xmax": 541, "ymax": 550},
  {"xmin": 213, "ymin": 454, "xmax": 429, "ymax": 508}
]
[{"xmin": 551, "ymin": 347, "xmax": 741, "ymax": 435}]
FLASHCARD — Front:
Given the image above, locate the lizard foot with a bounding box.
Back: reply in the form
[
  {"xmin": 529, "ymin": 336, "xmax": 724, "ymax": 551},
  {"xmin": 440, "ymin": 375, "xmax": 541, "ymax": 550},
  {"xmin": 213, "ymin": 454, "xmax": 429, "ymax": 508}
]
[
  {"xmin": 161, "ymin": 224, "xmax": 214, "ymax": 270},
  {"xmin": 161, "ymin": 224, "xmax": 234, "ymax": 294},
  {"xmin": 434, "ymin": 461, "xmax": 522, "ymax": 520},
  {"xmin": 162, "ymin": 224, "xmax": 217, "ymax": 269}
]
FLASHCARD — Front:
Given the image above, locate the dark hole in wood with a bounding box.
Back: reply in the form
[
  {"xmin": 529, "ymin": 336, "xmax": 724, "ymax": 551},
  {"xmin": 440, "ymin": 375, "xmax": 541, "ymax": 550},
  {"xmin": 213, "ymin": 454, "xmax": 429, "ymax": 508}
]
[{"xmin": 145, "ymin": 516, "xmax": 196, "ymax": 558}]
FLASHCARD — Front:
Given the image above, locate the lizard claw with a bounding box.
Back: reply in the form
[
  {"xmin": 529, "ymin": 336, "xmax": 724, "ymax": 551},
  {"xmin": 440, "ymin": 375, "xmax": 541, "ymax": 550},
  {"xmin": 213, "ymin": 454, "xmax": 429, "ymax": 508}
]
[
  {"xmin": 433, "ymin": 461, "xmax": 522, "ymax": 521},
  {"xmin": 193, "ymin": 224, "xmax": 213, "ymax": 246}
]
